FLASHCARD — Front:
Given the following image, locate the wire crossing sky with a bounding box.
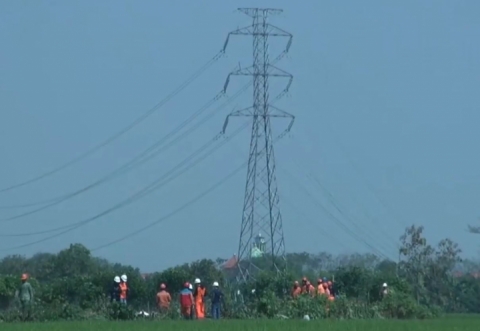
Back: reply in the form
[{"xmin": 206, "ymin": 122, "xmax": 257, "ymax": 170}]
[{"xmin": 0, "ymin": 0, "xmax": 479, "ymax": 271}]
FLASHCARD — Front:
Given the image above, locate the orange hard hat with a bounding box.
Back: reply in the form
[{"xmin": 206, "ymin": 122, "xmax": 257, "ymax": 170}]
[
  {"xmin": 160, "ymin": 283, "xmax": 166, "ymax": 289},
  {"xmin": 21, "ymin": 273, "xmax": 28, "ymax": 280}
]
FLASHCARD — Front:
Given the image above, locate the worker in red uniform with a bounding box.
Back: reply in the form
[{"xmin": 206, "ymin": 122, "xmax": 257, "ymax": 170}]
[{"xmin": 179, "ymin": 282, "xmax": 194, "ymax": 319}]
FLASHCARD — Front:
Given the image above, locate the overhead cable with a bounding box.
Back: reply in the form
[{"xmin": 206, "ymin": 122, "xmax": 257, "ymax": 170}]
[
  {"xmin": 0, "ymin": 121, "xmax": 250, "ymax": 243},
  {"xmin": 90, "ymin": 130, "xmax": 289, "ymax": 251},
  {"xmin": 280, "ymin": 168, "xmax": 391, "ymax": 260},
  {"xmin": 0, "ymin": 82, "xmax": 251, "ymax": 219},
  {"xmin": 0, "ymin": 51, "xmax": 224, "ymax": 194}
]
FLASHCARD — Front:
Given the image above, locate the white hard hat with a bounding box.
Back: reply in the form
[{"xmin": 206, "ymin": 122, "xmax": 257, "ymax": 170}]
[
  {"xmin": 213, "ymin": 281, "xmax": 219, "ymax": 287},
  {"xmin": 383, "ymin": 282, "xmax": 388, "ymax": 287},
  {"xmin": 188, "ymin": 283, "xmax": 193, "ymax": 290},
  {"xmin": 194, "ymin": 278, "xmax": 201, "ymax": 284},
  {"xmin": 114, "ymin": 276, "xmax": 120, "ymax": 283},
  {"xmin": 121, "ymin": 274, "xmax": 127, "ymax": 282}
]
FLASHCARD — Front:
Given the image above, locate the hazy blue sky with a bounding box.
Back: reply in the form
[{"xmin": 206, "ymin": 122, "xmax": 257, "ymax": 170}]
[{"xmin": 0, "ymin": 0, "xmax": 479, "ymax": 272}]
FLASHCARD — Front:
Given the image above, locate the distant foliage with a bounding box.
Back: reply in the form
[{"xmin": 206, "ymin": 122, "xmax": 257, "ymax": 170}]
[{"xmin": 0, "ymin": 226, "xmax": 479, "ymax": 322}]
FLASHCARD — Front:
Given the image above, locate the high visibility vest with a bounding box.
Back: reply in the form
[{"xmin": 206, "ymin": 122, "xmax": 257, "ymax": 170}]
[
  {"xmin": 317, "ymin": 284, "xmax": 325, "ymax": 295},
  {"xmin": 195, "ymin": 286, "xmax": 206, "ymax": 302},
  {"xmin": 119, "ymin": 283, "xmax": 128, "ymax": 299}
]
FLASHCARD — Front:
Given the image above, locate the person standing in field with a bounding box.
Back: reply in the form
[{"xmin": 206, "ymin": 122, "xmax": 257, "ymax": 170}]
[
  {"xmin": 193, "ymin": 278, "xmax": 207, "ymax": 319},
  {"xmin": 292, "ymin": 281, "xmax": 301, "ymax": 298},
  {"xmin": 188, "ymin": 283, "xmax": 196, "ymax": 319},
  {"xmin": 119, "ymin": 274, "xmax": 129, "ymax": 305},
  {"xmin": 156, "ymin": 283, "xmax": 171, "ymax": 313},
  {"xmin": 317, "ymin": 279, "xmax": 326, "ymax": 296},
  {"xmin": 210, "ymin": 281, "xmax": 224, "ymax": 320},
  {"xmin": 180, "ymin": 282, "xmax": 194, "ymax": 319},
  {"xmin": 381, "ymin": 283, "xmax": 389, "ymax": 298},
  {"xmin": 111, "ymin": 276, "xmax": 121, "ymax": 302},
  {"xmin": 15, "ymin": 273, "xmax": 34, "ymax": 321}
]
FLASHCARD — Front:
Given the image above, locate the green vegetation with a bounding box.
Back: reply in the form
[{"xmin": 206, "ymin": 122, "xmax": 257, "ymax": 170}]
[{"xmin": 0, "ymin": 225, "xmax": 479, "ymax": 323}]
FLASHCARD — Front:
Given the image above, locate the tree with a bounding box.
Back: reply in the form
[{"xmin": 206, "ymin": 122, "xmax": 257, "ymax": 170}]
[{"xmin": 399, "ymin": 225, "xmax": 434, "ymax": 304}]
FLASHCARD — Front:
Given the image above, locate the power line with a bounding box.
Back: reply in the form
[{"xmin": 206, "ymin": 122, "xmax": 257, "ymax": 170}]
[
  {"xmin": 307, "ymin": 173, "xmax": 400, "ymax": 251},
  {"xmin": 0, "ymin": 51, "xmax": 224, "ymax": 194},
  {"xmin": 0, "ymin": 121, "xmax": 250, "ymax": 240},
  {"xmin": 280, "ymin": 168, "xmax": 391, "ymax": 260},
  {"xmin": 0, "ymin": 83, "xmax": 250, "ymax": 220},
  {"xmin": 91, "ymin": 162, "xmax": 247, "ymax": 252},
  {"xmin": 0, "ymin": 51, "xmax": 290, "ymax": 211},
  {"xmin": 90, "ymin": 128, "xmax": 290, "ymax": 252},
  {"xmin": 287, "ymin": 130, "xmax": 401, "ymax": 251}
]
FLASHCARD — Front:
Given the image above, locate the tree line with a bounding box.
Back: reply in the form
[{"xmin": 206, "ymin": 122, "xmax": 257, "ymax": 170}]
[{"xmin": 0, "ymin": 224, "xmax": 479, "ymax": 321}]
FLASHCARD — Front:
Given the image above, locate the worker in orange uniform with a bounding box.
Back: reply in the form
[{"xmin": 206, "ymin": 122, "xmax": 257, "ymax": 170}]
[
  {"xmin": 306, "ymin": 281, "xmax": 315, "ymax": 296},
  {"xmin": 292, "ymin": 281, "xmax": 301, "ymax": 298},
  {"xmin": 180, "ymin": 282, "xmax": 194, "ymax": 319},
  {"xmin": 322, "ymin": 278, "xmax": 330, "ymax": 297},
  {"xmin": 327, "ymin": 281, "xmax": 335, "ymax": 300},
  {"xmin": 317, "ymin": 279, "xmax": 325, "ymax": 296},
  {"xmin": 156, "ymin": 283, "xmax": 171, "ymax": 313},
  {"xmin": 301, "ymin": 277, "xmax": 308, "ymax": 293},
  {"xmin": 193, "ymin": 278, "xmax": 207, "ymax": 319},
  {"xmin": 119, "ymin": 274, "xmax": 129, "ymax": 305}
]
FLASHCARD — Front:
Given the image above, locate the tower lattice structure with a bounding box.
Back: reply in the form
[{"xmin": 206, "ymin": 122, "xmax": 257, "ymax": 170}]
[{"xmin": 221, "ymin": 8, "xmax": 294, "ymax": 280}]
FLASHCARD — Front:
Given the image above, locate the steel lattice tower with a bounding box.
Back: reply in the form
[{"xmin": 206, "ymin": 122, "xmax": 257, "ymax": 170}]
[{"xmin": 222, "ymin": 8, "xmax": 294, "ymax": 281}]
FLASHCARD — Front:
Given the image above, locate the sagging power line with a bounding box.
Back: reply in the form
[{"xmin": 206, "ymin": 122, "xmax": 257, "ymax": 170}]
[
  {"xmin": 0, "ymin": 51, "xmax": 224, "ymax": 194},
  {"xmin": 0, "ymin": 121, "xmax": 250, "ymax": 240}
]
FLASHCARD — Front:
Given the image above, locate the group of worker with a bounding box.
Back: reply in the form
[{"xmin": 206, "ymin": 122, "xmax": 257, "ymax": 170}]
[
  {"xmin": 292, "ymin": 277, "xmax": 336, "ymax": 301},
  {"xmin": 111, "ymin": 274, "xmax": 130, "ymax": 304},
  {"xmin": 156, "ymin": 278, "xmax": 224, "ymax": 320}
]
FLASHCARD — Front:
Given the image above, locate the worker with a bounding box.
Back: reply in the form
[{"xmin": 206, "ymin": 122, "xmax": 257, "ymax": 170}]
[
  {"xmin": 381, "ymin": 283, "xmax": 389, "ymax": 298},
  {"xmin": 188, "ymin": 283, "xmax": 195, "ymax": 319},
  {"xmin": 119, "ymin": 274, "xmax": 129, "ymax": 304},
  {"xmin": 301, "ymin": 277, "xmax": 308, "ymax": 293},
  {"xmin": 317, "ymin": 279, "xmax": 326, "ymax": 296},
  {"xmin": 302, "ymin": 280, "xmax": 314, "ymax": 296},
  {"xmin": 156, "ymin": 283, "xmax": 171, "ymax": 313},
  {"xmin": 328, "ymin": 281, "xmax": 335, "ymax": 300},
  {"xmin": 193, "ymin": 278, "xmax": 207, "ymax": 319},
  {"xmin": 111, "ymin": 276, "xmax": 121, "ymax": 302},
  {"xmin": 210, "ymin": 281, "xmax": 224, "ymax": 320},
  {"xmin": 180, "ymin": 282, "xmax": 194, "ymax": 319},
  {"xmin": 15, "ymin": 274, "xmax": 34, "ymax": 321},
  {"xmin": 322, "ymin": 278, "xmax": 330, "ymax": 297},
  {"xmin": 292, "ymin": 281, "xmax": 301, "ymax": 298}
]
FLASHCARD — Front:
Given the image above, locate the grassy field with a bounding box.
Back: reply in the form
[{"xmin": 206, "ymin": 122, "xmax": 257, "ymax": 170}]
[{"xmin": 1, "ymin": 316, "xmax": 477, "ymax": 331}]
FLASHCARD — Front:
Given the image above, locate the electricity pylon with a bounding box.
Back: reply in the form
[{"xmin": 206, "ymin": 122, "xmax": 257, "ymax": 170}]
[{"xmin": 221, "ymin": 8, "xmax": 294, "ymax": 281}]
